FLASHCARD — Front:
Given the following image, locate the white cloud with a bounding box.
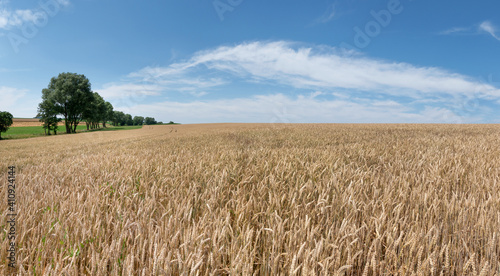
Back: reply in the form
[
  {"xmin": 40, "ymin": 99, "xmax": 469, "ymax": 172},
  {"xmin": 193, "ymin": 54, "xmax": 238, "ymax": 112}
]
[
  {"xmin": 57, "ymin": 0, "xmax": 70, "ymax": 6},
  {"xmin": 0, "ymin": 0, "xmax": 70, "ymax": 30},
  {"xmin": 0, "ymin": 8, "xmax": 40, "ymax": 29},
  {"xmin": 95, "ymin": 83, "xmax": 163, "ymax": 100},
  {"xmin": 188, "ymin": 91, "xmax": 208, "ymax": 97},
  {"xmin": 0, "ymin": 86, "xmax": 27, "ymax": 111},
  {"xmin": 129, "ymin": 41, "xmax": 500, "ymax": 99},
  {"xmin": 97, "ymin": 73, "xmax": 225, "ymax": 101},
  {"xmin": 479, "ymin": 21, "xmax": 500, "ymax": 41},
  {"xmin": 310, "ymin": 91, "xmax": 324, "ymax": 98},
  {"xmin": 120, "ymin": 93, "xmax": 471, "ymax": 124},
  {"xmin": 98, "ymin": 41, "xmax": 499, "ymax": 123}
]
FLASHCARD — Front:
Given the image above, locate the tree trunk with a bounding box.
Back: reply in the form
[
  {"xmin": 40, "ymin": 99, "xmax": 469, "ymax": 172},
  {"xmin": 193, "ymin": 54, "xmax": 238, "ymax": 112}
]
[{"xmin": 65, "ymin": 118, "xmax": 71, "ymax": 134}]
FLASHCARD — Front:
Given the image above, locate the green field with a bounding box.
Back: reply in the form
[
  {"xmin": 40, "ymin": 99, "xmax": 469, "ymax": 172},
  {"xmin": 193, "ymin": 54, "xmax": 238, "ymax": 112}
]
[{"xmin": 2, "ymin": 125, "xmax": 143, "ymax": 140}]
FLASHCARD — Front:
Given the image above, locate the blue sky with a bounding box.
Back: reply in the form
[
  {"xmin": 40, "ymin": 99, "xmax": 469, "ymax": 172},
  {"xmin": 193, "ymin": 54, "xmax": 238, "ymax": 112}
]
[{"xmin": 1, "ymin": 0, "xmax": 499, "ymax": 123}]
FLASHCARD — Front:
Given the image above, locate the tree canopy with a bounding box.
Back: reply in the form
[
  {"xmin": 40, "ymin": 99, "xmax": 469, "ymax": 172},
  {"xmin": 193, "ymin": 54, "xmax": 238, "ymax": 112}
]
[
  {"xmin": 39, "ymin": 72, "xmax": 94, "ymax": 133},
  {"xmin": 37, "ymin": 96, "xmax": 61, "ymax": 135},
  {"xmin": 82, "ymin": 92, "xmax": 114, "ymax": 130},
  {"xmin": 133, "ymin": 116, "xmax": 145, "ymax": 126},
  {"xmin": 0, "ymin": 111, "xmax": 13, "ymax": 140},
  {"xmin": 145, "ymin": 117, "xmax": 157, "ymax": 125}
]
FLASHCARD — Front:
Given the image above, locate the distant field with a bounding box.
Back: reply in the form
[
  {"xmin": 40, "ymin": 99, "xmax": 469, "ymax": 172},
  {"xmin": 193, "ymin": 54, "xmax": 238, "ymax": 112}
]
[
  {"xmin": 3, "ymin": 124, "xmax": 142, "ymax": 139},
  {"xmin": 11, "ymin": 118, "xmax": 88, "ymax": 127},
  {"xmin": 0, "ymin": 124, "xmax": 499, "ymax": 274}
]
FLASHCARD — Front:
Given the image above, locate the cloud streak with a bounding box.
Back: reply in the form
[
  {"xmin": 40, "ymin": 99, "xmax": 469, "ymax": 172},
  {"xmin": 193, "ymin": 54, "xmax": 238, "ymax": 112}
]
[
  {"xmin": 439, "ymin": 27, "xmax": 471, "ymax": 35},
  {"xmin": 96, "ymin": 40, "xmax": 499, "ymax": 123},
  {"xmin": 128, "ymin": 41, "xmax": 500, "ymax": 99},
  {"xmin": 314, "ymin": 3, "xmax": 336, "ymax": 24},
  {"xmin": 440, "ymin": 21, "xmax": 500, "ymax": 41},
  {"xmin": 119, "ymin": 93, "xmax": 472, "ymax": 124}
]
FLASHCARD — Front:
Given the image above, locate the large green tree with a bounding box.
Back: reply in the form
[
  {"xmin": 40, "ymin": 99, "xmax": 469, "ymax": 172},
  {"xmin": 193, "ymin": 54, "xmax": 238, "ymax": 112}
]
[
  {"xmin": 0, "ymin": 111, "xmax": 13, "ymax": 140},
  {"xmin": 40, "ymin": 73, "xmax": 93, "ymax": 134}
]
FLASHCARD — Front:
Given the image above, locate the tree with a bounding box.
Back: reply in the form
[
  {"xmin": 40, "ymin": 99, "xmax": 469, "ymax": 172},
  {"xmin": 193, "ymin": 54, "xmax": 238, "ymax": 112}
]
[
  {"xmin": 133, "ymin": 116, "xmax": 144, "ymax": 126},
  {"xmin": 41, "ymin": 116, "xmax": 62, "ymax": 135},
  {"xmin": 0, "ymin": 111, "xmax": 13, "ymax": 140},
  {"xmin": 37, "ymin": 101, "xmax": 61, "ymax": 135},
  {"xmin": 39, "ymin": 73, "xmax": 93, "ymax": 133},
  {"xmin": 82, "ymin": 92, "xmax": 98, "ymax": 130},
  {"xmin": 82, "ymin": 92, "xmax": 108, "ymax": 130},
  {"xmin": 112, "ymin": 111, "xmax": 124, "ymax": 126},
  {"xmin": 144, "ymin": 117, "xmax": 157, "ymax": 125},
  {"xmin": 102, "ymin": 102, "xmax": 113, "ymax": 128},
  {"xmin": 125, "ymin": 114, "xmax": 134, "ymax": 126}
]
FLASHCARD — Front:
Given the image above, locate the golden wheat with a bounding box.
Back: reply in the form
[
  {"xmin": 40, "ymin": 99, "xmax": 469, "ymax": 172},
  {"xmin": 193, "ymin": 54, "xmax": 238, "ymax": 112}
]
[{"xmin": 1, "ymin": 123, "xmax": 499, "ymax": 275}]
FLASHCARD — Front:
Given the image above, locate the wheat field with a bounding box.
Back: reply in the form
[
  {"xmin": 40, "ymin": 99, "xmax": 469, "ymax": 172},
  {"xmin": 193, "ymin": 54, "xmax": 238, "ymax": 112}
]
[
  {"xmin": 11, "ymin": 119, "xmax": 87, "ymax": 127},
  {"xmin": 0, "ymin": 123, "xmax": 499, "ymax": 275}
]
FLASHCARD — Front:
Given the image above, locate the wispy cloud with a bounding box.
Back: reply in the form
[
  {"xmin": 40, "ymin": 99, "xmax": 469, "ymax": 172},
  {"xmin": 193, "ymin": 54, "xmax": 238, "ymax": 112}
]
[
  {"xmin": 479, "ymin": 21, "xmax": 500, "ymax": 41},
  {"xmin": 188, "ymin": 91, "xmax": 208, "ymax": 97},
  {"xmin": 95, "ymin": 73, "xmax": 222, "ymax": 104},
  {"xmin": 314, "ymin": 3, "xmax": 336, "ymax": 24},
  {"xmin": 119, "ymin": 93, "xmax": 473, "ymax": 124},
  {"xmin": 440, "ymin": 21, "xmax": 500, "ymax": 41},
  {"xmin": 98, "ymin": 40, "xmax": 499, "ymax": 123},
  {"xmin": 128, "ymin": 41, "xmax": 500, "ymax": 99},
  {"xmin": 97, "ymin": 83, "xmax": 163, "ymax": 99},
  {"xmin": 439, "ymin": 27, "xmax": 471, "ymax": 35}
]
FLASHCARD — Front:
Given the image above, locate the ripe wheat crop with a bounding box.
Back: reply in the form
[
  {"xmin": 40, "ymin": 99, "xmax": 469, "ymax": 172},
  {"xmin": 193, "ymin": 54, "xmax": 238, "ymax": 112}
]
[{"xmin": 0, "ymin": 123, "xmax": 499, "ymax": 275}]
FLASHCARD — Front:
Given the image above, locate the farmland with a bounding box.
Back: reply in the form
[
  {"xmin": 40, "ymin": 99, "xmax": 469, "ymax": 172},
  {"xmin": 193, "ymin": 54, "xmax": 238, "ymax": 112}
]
[
  {"xmin": 10, "ymin": 118, "xmax": 87, "ymax": 128},
  {"xmin": 3, "ymin": 119, "xmax": 142, "ymax": 140},
  {"xmin": 0, "ymin": 124, "xmax": 499, "ymax": 275}
]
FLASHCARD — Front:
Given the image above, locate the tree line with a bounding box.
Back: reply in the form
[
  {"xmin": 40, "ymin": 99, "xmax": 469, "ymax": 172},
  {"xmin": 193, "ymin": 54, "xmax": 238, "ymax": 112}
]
[
  {"xmin": 111, "ymin": 112, "xmax": 161, "ymax": 127},
  {"xmin": 0, "ymin": 72, "xmax": 164, "ymax": 139},
  {"xmin": 37, "ymin": 72, "xmax": 160, "ymax": 135}
]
